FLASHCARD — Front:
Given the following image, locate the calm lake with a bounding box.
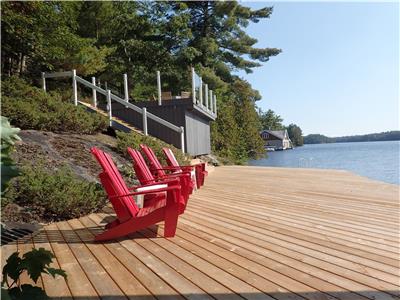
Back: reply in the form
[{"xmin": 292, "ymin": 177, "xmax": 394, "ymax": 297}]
[{"xmin": 248, "ymin": 141, "xmax": 400, "ymax": 185}]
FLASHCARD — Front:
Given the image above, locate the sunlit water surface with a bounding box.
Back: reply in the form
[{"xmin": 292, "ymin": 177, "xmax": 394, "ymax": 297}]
[{"xmin": 248, "ymin": 141, "xmax": 400, "ymax": 185}]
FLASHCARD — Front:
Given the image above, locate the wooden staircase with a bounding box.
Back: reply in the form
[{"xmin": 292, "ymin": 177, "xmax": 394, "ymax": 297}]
[{"xmin": 78, "ymin": 101, "xmax": 144, "ymax": 135}]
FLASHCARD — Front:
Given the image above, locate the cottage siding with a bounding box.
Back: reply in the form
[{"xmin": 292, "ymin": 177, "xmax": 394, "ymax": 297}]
[
  {"xmin": 133, "ymin": 100, "xmax": 212, "ymax": 155},
  {"xmin": 185, "ymin": 111, "xmax": 211, "ymax": 156}
]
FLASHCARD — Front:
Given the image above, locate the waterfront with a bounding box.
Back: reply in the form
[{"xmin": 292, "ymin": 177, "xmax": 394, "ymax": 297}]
[{"xmin": 249, "ymin": 141, "xmax": 400, "ymax": 185}]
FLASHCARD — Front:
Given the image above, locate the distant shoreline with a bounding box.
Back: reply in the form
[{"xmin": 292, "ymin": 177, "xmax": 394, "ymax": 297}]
[
  {"xmin": 304, "ymin": 139, "xmax": 400, "ymax": 145},
  {"xmin": 303, "ymin": 131, "xmax": 400, "ymax": 144}
]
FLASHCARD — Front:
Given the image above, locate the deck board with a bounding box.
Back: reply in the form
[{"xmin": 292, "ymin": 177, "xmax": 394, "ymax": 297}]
[{"xmin": 2, "ymin": 166, "xmax": 399, "ymax": 300}]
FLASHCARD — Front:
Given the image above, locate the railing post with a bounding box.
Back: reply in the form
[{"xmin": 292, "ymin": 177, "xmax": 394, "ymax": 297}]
[
  {"xmin": 142, "ymin": 107, "xmax": 148, "ymax": 136},
  {"xmin": 209, "ymin": 90, "xmax": 213, "ymax": 112},
  {"xmin": 214, "ymin": 94, "xmax": 217, "ymax": 116},
  {"xmin": 180, "ymin": 126, "xmax": 185, "ymax": 153},
  {"xmin": 72, "ymin": 69, "xmax": 77, "ymax": 106},
  {"xmin": 123, "ymin": 73, "xmax": 129, "ymax": 102},
  {"xmin": 107, "ymin": 89, "xmax": 112, "ymax": 127},
  {"xmin": 91, "ymin": 77, "xmax": 97, "ymax": 108},
  {"xmin": 41, "ymin": 72, "xmax": 46, "ymax": 92},
  {"xmin": 157, "ymin": 71, "xmax": 162, "ymax": 106},
  {"xmin": 191, "ymin": 67, "xmax": 196, "ymax": 104},
  {"xmin": 199, "ymin": 77, "xmax": 203, "ymax": 106},
  {"xmin": 205, "ymin": 84, "xmax": 208, "ymax": 110}
]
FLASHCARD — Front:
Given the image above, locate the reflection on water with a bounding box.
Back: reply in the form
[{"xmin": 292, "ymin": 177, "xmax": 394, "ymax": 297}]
[{"xmin": 249, "ymin": 141, "xmax": 400, "ymax": 185}]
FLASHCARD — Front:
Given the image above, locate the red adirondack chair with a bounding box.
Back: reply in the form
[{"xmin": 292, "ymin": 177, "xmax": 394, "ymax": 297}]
[
  {"xmin": 138, "ymin": 144, "xmax": 196, "ymax": 193},
  {"xmin": 162, "ymin": 147, "xmax": 208, "ymax": 189},
  {"xmin": 127, "ymin": 147, "xmax": 192, "ymax": 213},
  {"xmin": 91, "ymin": 147, "xmax": 182, "ymax": 241}
]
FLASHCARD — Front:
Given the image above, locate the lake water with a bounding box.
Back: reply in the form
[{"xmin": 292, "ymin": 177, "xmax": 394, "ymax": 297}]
[{"xmin": 248, "ymin": 141, "xmax": 400, "ymax": 185}]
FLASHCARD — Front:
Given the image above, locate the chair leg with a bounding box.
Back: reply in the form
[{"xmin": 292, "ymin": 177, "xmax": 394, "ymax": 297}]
[
  {"xmin": 163, "ymin": 203, "xmax": 179, "ymax": 238},
  {"xmin": 95, "ymin": 209, "xmax": 165, "ymax": 241}
]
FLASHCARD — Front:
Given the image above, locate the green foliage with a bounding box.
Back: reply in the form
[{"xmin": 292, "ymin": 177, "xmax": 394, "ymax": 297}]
[
  {"xmin": 1, "ymin": 117, "xmax": 21, "ymax": 194},
  {"xmin": 1, "ymin": 248, "xmax": 66, "ymax": 300},
  {"xmin": 1, "ymin": 77, "xmax": 108, "ymax": 134},
  {"xmin": 1, "ymin": 1, "xmax": 283, "ymax": 163},
  {"xmin": 116, "ymin": 131, "xmax": 188, "ymax": 166},
  {"xmin": 258, "ymin": 109, "xmax": 285, "ymax": 131},
  {"xmin": 3, "ymin": 165, "xmax": 106, "ymax": 221},
  {"xmin": 1, "ymin": 2, "xmax": 113, "ymax": 76},
  {"xmin": 286, "ymin": 124, "xmax": 304, "ymax": 146}
]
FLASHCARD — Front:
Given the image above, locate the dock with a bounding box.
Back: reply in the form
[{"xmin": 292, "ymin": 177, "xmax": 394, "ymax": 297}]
[{"xmin": 2, "ymin": 166, "xmax": 399, "ymax": 300}]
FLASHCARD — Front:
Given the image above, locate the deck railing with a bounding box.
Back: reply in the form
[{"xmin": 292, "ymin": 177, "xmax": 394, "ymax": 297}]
[
  {"xmin": 191, "ymin": 68, "xmax": 217, "ymax": 118},
  {"xmin": 41, "ymin": 70, "xmax": 185, "ymax": 153}
]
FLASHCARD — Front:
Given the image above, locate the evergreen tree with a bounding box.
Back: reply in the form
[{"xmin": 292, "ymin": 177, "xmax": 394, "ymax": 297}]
[
  {"xmin": 259, "ymin": 109, "xmax": 285, "ymax": 130},
  {"xmin": 286, "ymin": 124, "xmax": 304, "ymax": 146}
]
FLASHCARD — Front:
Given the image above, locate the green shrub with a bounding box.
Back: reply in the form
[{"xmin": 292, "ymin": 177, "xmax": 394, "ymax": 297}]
[
  {"xmin": 116, "ymin": 131, "xmax": 189, "ymax": 166},
  {"xmin": 1, "ymin": 116, "xmax": 21, "ymax": 194},
  {"xmin": 3, "ymin": 165, "xmax": 106, "ymax": 221},
  {"xmin": 1, "ymin": 77, "xmax": 108, "ymax": 134}
]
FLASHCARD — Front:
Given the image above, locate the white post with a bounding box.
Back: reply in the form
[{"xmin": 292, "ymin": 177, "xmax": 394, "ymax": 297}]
[
  {"xmin": 91, "ymin": 77, "xmax": 97, "ymax": 108},
  {"xmin": 191, "ymin": 67, "xmax": 196, "ymax": 104},
  {"xmin": 123, "ymin": 73, "xmax": 129, "ymax": 102},
  {"xmin": 107, "ymin": 89, "xmax": 112, "ymax": 127},
  {"xmin": 209, "ymin": 90, "xmax": 213, "ymax": 112},
  {"xmin": 157, "ymin": 71, "xmax": 162, "ymax": 106},
  {"xmin": 41, "ymin": 72, "xmax": 46, "ymax": 92},
  {"xmin": 205, "ymin": 84, "xmax": 209, "ymax": 110},
  {"xmin": 180, "ymin": 126, "xmax": 185, "ymax": 153},
  {"xmin": 214, "ymin": 94, "xmax": 217, "ymax": 116},
  {"xmin": 142, "ymin": 107, "xmax": 148, "ymax": 136},
  {"xmin": 199, "ymin": 77, "xmax": 203, "ymax": 106},
  {"xmin": 72, "ymin": 69, "xmax": 77, "ymax": 106}
]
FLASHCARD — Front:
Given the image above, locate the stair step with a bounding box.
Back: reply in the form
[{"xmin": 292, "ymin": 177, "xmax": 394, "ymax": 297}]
[{"xmin": 78, "ymin": 101, "xmax": 144, "ymax": 135}]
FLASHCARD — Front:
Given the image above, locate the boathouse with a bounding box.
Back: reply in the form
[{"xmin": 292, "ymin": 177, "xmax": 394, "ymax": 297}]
[{"xmin": 260, "ymin": 129, "xmax": 292, "ymax": 150}]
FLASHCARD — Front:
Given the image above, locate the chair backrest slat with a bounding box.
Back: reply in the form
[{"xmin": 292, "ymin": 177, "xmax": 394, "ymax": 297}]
[
  {"xmin": 163, "ymin": 148, "xmax": 180, "ymax": 168},
  {"xmin": 127, "ymin": 147, "xmax": 156, "ymax": 184},
  {"xmin": 91, "ymin": 147, "xmax": 139, "ymax": 220},
  {"xmin": 140, "ymin": 144, "xmax": 165, "ymax": 177}
]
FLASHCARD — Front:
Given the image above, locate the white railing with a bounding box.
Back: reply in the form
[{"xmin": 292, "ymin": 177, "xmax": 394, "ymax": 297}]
[
  {"xmin": 41, "ymin": 70, "xmax": 185, "ymax": 153},
  {"xmin": 191, "ymin": 68, "xmax": 217, "ymax": 118}
]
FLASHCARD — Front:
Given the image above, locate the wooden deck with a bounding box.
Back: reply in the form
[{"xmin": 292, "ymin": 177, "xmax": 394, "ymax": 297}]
[{"xmin": 2, "ymin": 166, "xmax": 399, "ymax": 300}]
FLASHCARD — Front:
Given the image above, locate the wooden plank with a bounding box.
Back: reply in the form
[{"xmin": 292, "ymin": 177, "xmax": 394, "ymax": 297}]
[
  {"xmin": 17, "ymin": 236, "xmax": 44, "ymax": 288},
  {"xmin": 1, "ymin": 241, "xmax": 18, "ymax": 288},
  {"xmin": 188, "ymin": 201, "xmax": 400, "ymax": 273},
  {"xmin": 136, "ymin": 229, "xmax": 269, "ymax": 300},
  {"xmin": 80, "ymin": 215, "xmax": 184, "ymax": 300},
  {"xmin": 181, "ymin": 211, "xmax": 400, "ymax": 294},
  {"xmin": 178, "ymin": 218, "xmax": 397, "ymax": 300},
  {"xmin": 190, "ymin": 199, "xmax": 399, "ymax": 259},
  {"xmin": 89, "ymin": 213, "xmax": 213, "ymax": 300},
  {"xmin": 67, "ymin": 217, "xmax": 154, "ymax": 300},
  {"xmin": 32, "ymin": 230, "xmax": 72, "ymax": 300},
  {"xmin": 148, "ymin": 226, "xmax": 337, "ymax": 300},
  {"xmin": 157, "ymin": 225, "xmax": 367, "ymax": 300},
  {"xmin": 55, "ymin": 221, "xmax": 126, "ymax": 299},
  {"xmin": 44, "ymin": 222, "xmax": 100, "ymax": 300}
]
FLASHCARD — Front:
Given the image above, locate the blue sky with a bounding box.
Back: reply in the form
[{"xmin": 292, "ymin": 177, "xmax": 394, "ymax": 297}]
[{"xmin": 239, "ymin": 2, "xmax": 399, "ymax": 137}]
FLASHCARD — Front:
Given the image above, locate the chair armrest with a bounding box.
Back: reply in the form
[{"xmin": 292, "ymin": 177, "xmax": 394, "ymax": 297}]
[
  {"xmin": 127, "ymin": 178, "xmax": 180, "ymax": 190},
  {"xmin": 110, "ymin": 185, "xmax": 181, "ymax": 200},
  {"xmin": 158, "ymin": 172, "xmax": 191, "ymax": 180}
]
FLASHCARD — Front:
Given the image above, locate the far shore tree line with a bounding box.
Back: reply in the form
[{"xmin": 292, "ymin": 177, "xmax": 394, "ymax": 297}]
[{"xmin": 303, "ymin": 131, "xmax": 400, "ymax": 144}]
